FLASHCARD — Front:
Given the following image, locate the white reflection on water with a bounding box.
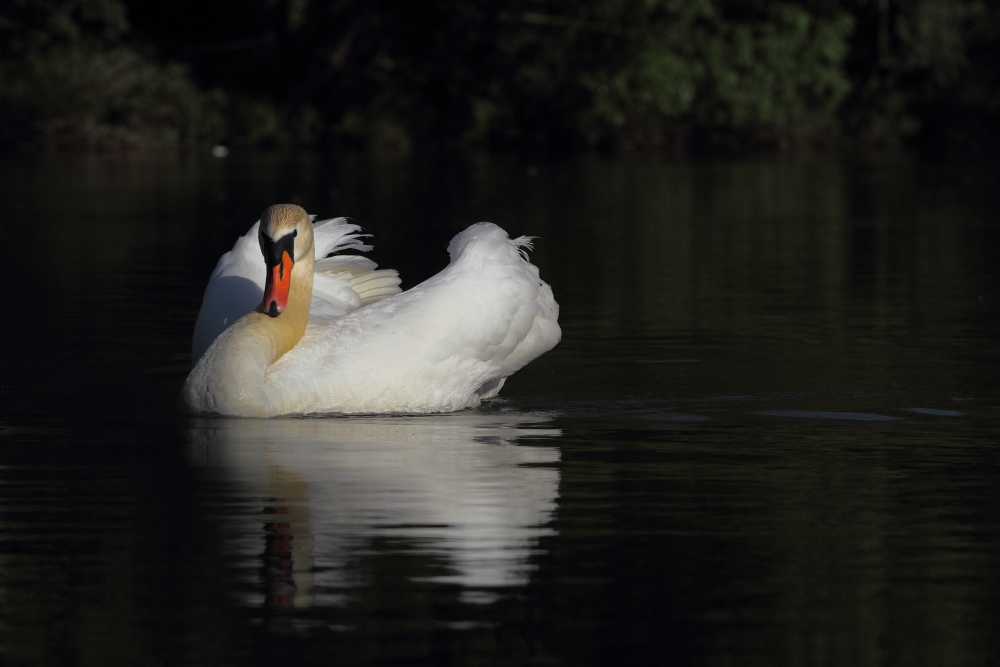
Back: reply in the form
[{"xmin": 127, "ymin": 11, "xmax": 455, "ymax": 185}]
[{"xmin": 186, "ymin": 412, "xmax": 561, "ymax": 611}]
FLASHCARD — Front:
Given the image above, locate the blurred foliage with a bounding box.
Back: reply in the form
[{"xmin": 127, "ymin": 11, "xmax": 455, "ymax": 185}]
[
  {"xmin": 0, "ymin": 0, "xmax": 998, "ymax": 152},
  {"xmin": 0, "ymin": 0, "xmax": 226, "ymax": 149},
  {"xmin": 840, "ymin": 0, "xmax": 1000, "ymax": 152},
  {"xmin": 575, "ymin": 2, "xmax": 854, "ymax": 149}
]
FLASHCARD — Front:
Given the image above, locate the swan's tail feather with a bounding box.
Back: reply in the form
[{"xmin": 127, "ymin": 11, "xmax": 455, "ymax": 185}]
[
  {"xmin": 448, "ymin": 223, "xmax": 541, "ymax": 265},
  {"xmin": 512, "ymin": 236, "xmax": 537, "ymax": 262}
]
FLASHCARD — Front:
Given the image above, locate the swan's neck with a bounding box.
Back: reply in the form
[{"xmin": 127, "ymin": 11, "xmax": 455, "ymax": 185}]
[
  {"xmin": 260, "ymin": 256, "xmax": 313, "ymax": 363},
  {"xmin": 184, "ymin": 253, "xmax": 314, "ymax": 417}
]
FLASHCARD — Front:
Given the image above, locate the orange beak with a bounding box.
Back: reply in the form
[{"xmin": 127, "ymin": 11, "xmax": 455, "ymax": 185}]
[{"xmin": 262, "ymin": 250, "xmax": 294, "ymax": 317}]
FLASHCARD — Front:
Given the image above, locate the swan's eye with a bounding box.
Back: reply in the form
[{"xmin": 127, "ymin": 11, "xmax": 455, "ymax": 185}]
[{"xmin": 260, "ymin": 228, "xmax": 298, "ymax": 267}]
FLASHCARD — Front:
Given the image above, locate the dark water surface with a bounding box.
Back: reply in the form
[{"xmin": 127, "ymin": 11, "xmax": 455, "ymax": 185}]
[{"xmin": 1, "ymin": 152, "xmax": 998, "ymax": 666}]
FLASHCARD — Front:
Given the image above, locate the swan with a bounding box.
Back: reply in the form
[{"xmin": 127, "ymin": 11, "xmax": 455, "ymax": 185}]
[{"xmin": 181, "ymin": 204, "xmax": 560, "ymax": 416}]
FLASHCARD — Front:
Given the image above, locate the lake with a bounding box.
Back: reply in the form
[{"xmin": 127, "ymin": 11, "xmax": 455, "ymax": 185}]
[{"xmin": 1, "ymin": 150, "xmax": 998, "ymax": 666}]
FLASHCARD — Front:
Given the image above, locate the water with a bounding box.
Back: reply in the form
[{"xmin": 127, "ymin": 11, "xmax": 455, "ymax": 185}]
[{"xmin": 1, "ymin": 151, "xmax": 998, "ymax": 666}]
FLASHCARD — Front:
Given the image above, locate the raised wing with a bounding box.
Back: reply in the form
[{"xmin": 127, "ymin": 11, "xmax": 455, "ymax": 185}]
[{"xmin": 190, "ymin": 217, "xmax": 400, "ymax": 365}]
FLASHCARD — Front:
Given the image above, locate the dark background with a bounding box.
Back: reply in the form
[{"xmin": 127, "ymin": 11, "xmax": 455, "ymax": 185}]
[
  {"xmin": 1, "ymin": 0, "xmax": 998, "ymax": 154},
  {"xmin": 3, "ymin": 4, "xmax": 999, "ymax": 666}
]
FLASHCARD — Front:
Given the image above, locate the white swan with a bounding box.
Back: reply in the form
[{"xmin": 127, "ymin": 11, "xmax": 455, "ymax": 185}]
[{"xmin": 182, "ymin": 204, "xmax": 560, "ymax": 416}]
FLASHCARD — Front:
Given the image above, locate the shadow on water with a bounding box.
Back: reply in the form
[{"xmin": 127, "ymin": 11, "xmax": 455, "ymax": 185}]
[{"xmin": 0, "ymin": 150, "xmax": 998, "ymax": 665}]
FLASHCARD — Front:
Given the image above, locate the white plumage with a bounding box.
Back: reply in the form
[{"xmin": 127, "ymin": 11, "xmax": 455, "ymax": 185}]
[
  {"xmin": 183, "ymin": 213, "xmax": 560, "ymax": 416},
  {"xmin": 191, "ymin": 216, "xmax": 390, "ymax": 363}
]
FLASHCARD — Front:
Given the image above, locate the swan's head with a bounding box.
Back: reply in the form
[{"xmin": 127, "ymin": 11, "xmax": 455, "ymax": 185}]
[{"xmin": 258, "ymin": 204, "xmax": 313, "ymax": 318}]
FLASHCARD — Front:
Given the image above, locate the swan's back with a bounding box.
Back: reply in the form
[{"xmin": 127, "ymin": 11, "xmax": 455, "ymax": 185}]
[
  {"xmin": 267, "ymin": 222, "xmax": 561, "ymax": 413},
  {"xmin": 440, "ymin": 222, "xmax": 560, "ymax": 375}
]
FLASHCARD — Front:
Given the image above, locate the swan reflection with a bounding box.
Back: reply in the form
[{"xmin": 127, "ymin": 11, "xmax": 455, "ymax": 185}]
[{"xmin": 186, "ymin": 411, "xmax": 561, "ymax": 616}]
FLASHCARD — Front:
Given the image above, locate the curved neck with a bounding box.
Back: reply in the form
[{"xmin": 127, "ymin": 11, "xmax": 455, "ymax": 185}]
[
  {"xmin": 263, "ymin": 252, "xmax": 314, "ymax": 365},
  {"xmin": 183, "ymin": 243, "xmax": 315, "ymax": 417}
]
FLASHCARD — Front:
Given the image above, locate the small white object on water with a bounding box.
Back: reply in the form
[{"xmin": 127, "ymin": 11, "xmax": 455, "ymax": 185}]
[{"xmin": 211, "ymin": 145, "xmax": 230, "ymax": 158}]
